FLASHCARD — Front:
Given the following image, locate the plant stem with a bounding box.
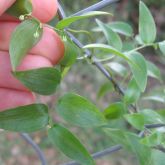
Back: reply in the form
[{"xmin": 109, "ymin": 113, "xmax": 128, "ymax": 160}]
[{"xmin": 126, "ymin": 43, "xmax": 155, "ymax": 53}]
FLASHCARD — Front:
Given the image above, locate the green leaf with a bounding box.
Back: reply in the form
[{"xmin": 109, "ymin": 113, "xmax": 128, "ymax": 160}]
[
  {"xmin": 104, "ymin": 128, "xmax": 153, "ymax": 165},
  {"xmin": 13, "ymin": 67, "xmax": 61, "ymax": 95},
  {"xmin": 141, "ymin": 132, "xmax": 165, "ymax": 147},
  {"xmin": 7, "ymin": 0, "xmax": 32, "ymax": 18},
  {"xmin": 108, "ymin": 21, "xmax": 133, "ymax": 37},
  {"xmin": 141, "ymin": 109, "xmax": 165, "ymax": 124},
  {"xmin": 9, "ymin": 18, "xmax": 43, "ymax": 70},
  {"xmin": 126, "ymin": 133, "xmax": 153, "ymax": 165},
  {"xmin": 96, "ymin": 19, "xmax": 122, "ymax": 50},
  {"xmin": 48, "ymin": 124, "xmax": 95, "ymax": 165},
  {"xmin": 159, "ymin": 41, "xmax": 165, "ymax": 55},
  {"xmin": 56, "ymin": 93, "xmax": 107, "ymax": 127},
  {"xmin": 0, "ymin": 104, "xmax": 49, "ymax": 132},
  {"xmin": 83, "ymin": 44, "xmax": 132, "ymax": 63},
  {"xmin": 107, "ymin": 62, "xmax": 127, "ymax": 77},
  {"xmin": 60, "ymin": 36, "xmax": 79, "ymax": 67},
  {"xmin": 157, "ymin": 109, "xmax": 165, "ymax": 120},
  {"xmin": 103, "ymin": 102, "xmax": 126, "ymax": 120},
  {"xmin": 143, "ymin": 95, "xmax": 165, "ymax": 103},
  {"xmin": 127, "ymin": 52, "xmax": 147, "ymax": 92},
  {"xmin": 124, "ymin": 78, "xmax": 141, "ymax": 105},
  {"xmin": 93, "ymin": 21, "xmax": 133, "ymax": 37},
  {"xmin": 152, "ymin": 150, "xmax": 165, "ymax": 165},
  {"xmin": 146, "ymin": 61, "xmax": 162, "ymax": 81},
  {"xmin": 104, "ymin": 128, "xmax": 132, "ymax": 149},
  {"xmin": 97, "ymin": 82, "xmax": 114, "ymax": 99},
  {"xmin": 56, "ymin": 11, "xmax": 110, "ymax": 30},
  {"xmin": 125, "ymin": 109, "xmax": 165, "ymax": 130},
  {"xmin": 125, "ymin": 113, "xmax": 145, "ymax": 130},
  {"xmin": 139, "ymin": 1, "xmax": 156, "ymax": 43},
  {"xmin": 135, "ymin": 35, "xmax": 145, "ymax": 45}
]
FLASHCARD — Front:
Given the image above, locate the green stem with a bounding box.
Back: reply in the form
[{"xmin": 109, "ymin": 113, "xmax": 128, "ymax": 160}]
[
  {"xmin": 93, "ymin": 56, "xmax": 115, "ymax": 64},
  {"xmin": 67, "ymin": 28, "xmax": 94, "ymax": 43},
  {"xmin": 126, "ymin": 43, "xmax": 155, "ymax": 53}
]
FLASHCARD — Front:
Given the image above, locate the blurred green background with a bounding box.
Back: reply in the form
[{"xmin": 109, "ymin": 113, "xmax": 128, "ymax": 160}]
[{"xmin": 0, "ymin": 0, "xmax": 164, "ymax": 164}]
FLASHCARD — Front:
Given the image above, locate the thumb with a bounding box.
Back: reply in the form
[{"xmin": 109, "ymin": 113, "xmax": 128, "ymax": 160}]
[{"xmin": 0, "ymin": 0, "xmax": 16, "ymax": 16}]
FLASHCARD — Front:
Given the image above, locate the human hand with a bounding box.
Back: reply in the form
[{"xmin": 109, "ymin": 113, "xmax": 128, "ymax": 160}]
[{"xmin": 0, "ymin": 0, "xmax": 64, "ymax": 111}]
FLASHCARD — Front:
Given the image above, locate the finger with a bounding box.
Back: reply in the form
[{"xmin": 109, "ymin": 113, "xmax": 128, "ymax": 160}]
[
  {"xmin": 0, "ymin": 0, "xmax": 58, "ymax": 23},
  {"xmin": 0, "ymin": 51, "xmax": 53, "ymax": 91},
  {"xmin": 0, "ymin": 88, "xmax": 35, "ymax": 111},
  {"xmin": 0, "ymin": 22, "xmax": 64, "ymax": 65},
  {"xmin": 0, "ymin": 13, "xmax": 19, "ymax": 22},
  {"xmin": 0, "ymin": 0, "xmax": 15, "ymax": 16},
  {"xmin": 32, "ymin": 0, "xmax": 58, "ymax": 22}
]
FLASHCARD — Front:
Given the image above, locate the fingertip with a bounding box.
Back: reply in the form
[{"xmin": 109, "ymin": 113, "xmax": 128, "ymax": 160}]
[
  {"xmin": 0, "ymin": 88, "xmax": 35, "ymax": 111},
  {"xmin": 32, "ymin": 0, "xmax": 58, "ymax": 23},
  {"xmin": 0, "ymin": 0, "xmax": 16, "ymax": 16}
]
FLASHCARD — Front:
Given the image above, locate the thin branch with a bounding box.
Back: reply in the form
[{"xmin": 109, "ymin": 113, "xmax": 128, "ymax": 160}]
[
  {"xmin": 145, "ymin": 123, "xmax": 165, "ymax": 129},
  {"xmin": 126, "ymin": 43, "xmax": 155, "ymax": 54},
  {"xmin": 20, "ymin": 133, "xmax": 47, "ymax": 165},
  {"xmin": 139, "ymin": 123, "xmax": 165, "ymax": 138},
  {"xmin": 62, "ymin": 145, "xmax": 122, "ymax": 165},
  {"xmin": 154, "ymin": 145, "xmax": 165, "ymax": 153},
  {"xmin": 71, "ymin": 0, "xmax": 120, "ymax": 16},
  {"xmin": 94, "ymin": 61, "xmax": 124, "ymax": 95},
  {"xmin": 57, "ymin": 0, "xmax": 67, "ymax": 19}
]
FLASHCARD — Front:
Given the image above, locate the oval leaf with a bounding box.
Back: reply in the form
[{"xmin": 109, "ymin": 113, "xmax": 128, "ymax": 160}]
[
  {"xmin": 125, "ymin": 109, "xmax": 165, "ymax": 130},
  {"xmin": 141, "ymin": 132, "xmax": 164, "ymax": 147},
  {"xmin": 124, "ymin": 78, "xmax": 141, "ymax": 105},
  {"xmin": 60, "ymin": 36, "xmax": 79, "ymax": 67},
  {"xmin": 13, "ymin": 67, "xmax": 61, "ymax": 95},
  {"xmin": 139, "ymin": 1, "xmax": 156, "ymax": 43},
  {"xmin": 105, "ymin": 128, "xmax": 153, "ymax": 165},
  {"xmin": 83, "ymin": 44, "xmax": 132, "ymax": 63},
  {"xmin": 0, "ymin": 104, "xmax": 49, "ymax": 132},
  {"xmin": 107, "ymin": 62, "xmax": 127, "ymax": 77},
  {"xmin": 146, "ymin": 61, "xmax": 162, "ymax": 81},
  {"xmin": 7, "ymin": 0, "xmax": 32, "ymax": 18},
  {"xmin": 56, "ymin": 11, "xmax": 110, "ymax": 29},
  {"xmin": 125, "ymin": 113, "xmax": 145, "ymax": 130},
  {"xmin": 48, "ymin": 124, "xmax": 95, "ymax": 165},
  {"xmin": 93, "ymin": 21, "xmax": 133, "ymax": 37},
  {"xmin": 127, "ymin": 52, "xmax": 147, "ymax": 92},
  {"xmin": 143, "ymin": 95, "xmax": 165, "ymax": 103},
  {"xmin": 159, "ymin": 41, "xmax": 165, "ymax": 56},
  {"xmin": 9, "ymin": 18, "xmax": 43, "ymax": 70},
  {"xmin": 108, "ymin": 21, "xmax": 133, "ymax": 37},
  {"xmin": 103, "ymin": 102, "xmax": 126, "ymax": 120},
  {"xmin": 56, "ymin": 93, "xmax": 107, "ymax": 127},
  {"xmin": 96, "ymin": 19, "xmax": 122, "ymax": 50},
  {"xmin": 97, "ymin": 82, "xmax": 114, "ymax": 99}
]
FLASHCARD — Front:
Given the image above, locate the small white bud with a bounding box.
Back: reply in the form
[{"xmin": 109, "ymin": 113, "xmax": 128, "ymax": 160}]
[
  {"xmin": 39, "ymin": 23, "xmax": 43, "ymax": 29},
  {"xmin": 62, "ymin": 35, "xmax": 67, "ymax": 42},
  {"xmin": 34, "ymin": 31, "xmax": 39, "ymax": 38},
  {"xmin": 19, "ymin": 15, "xmax": 25, "ymax": 21}
]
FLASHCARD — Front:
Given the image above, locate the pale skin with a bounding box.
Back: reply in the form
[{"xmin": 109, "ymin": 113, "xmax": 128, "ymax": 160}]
[{"xmin": 0, "ymin": 0, "xmax": 64, "ymax": 111}]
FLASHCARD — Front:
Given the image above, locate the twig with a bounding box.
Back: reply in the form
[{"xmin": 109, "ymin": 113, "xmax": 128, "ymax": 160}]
[
  {"xmin": 154, "ymin": 145, "xmax": 165, "ymax": 153},
  {"xmin": 62, "ymin": 145, "xmax": 122, "ymax": 165},
  {"xmin": 94, "ymin": 61, "xmax": 124, "ymax": 95},
  {"xmin": 145, "ymin": 123, "xmax": 165, "ymax": 129},
  {"xmin": 71, "ymin": 0, "xmax": 120, "ymax": 16},
  {"xmin": 20, "ymin": 133, "xmax": 47, "ymax": 165}
]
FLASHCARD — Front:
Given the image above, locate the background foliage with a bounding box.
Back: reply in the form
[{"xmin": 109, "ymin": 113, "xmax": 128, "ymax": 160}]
[{"xmin": 0, "ymin": 0, "xmax": 165, "ymax": 165}]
